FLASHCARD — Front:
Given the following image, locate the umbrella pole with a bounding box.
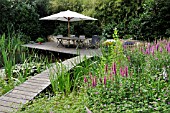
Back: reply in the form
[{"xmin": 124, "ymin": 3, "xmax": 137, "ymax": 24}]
[{"xmin": 68, "ymin": 18, "xmax": 70, "ymax": 37}]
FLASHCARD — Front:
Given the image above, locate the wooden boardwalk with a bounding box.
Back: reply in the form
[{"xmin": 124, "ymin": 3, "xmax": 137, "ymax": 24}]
[
  {"xmin": 22, "ymin": 42, "xmax": 102, "ymax": 56},
  {"xmin": 0, "ymin": 55, "xmax": 92, "ymax": 113}
]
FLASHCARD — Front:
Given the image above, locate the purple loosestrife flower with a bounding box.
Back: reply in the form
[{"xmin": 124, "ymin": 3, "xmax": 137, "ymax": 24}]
[
  {"xmin": 84, "ymin": 77, "xmax": 88, "ymax": 83},
  {"xmin": 124, "ymin": 66, "xmax": 128, "ymax": 77},
  {"xmin": 105, "ymin": 64, "xmax": 108, "ymax": 74},
  {"xmin": 156, "ymin": 43, "xmax": 160, "ymax": 51},
  {"xmin": 152, "ymin": 49, "xmax": 155, "ymax": 56},
  {"xmin": 92, "ymin": 76, "xmax": 97, "ymax": 87},
  {"xmin": 113, "ymin": 62, "xmax": 117, "ymax": 75},
  {"xmin": 148, "ymin": 43, "xmax": 151, "ymax": 48},
  {"xmin": 104, "ymin": 76, "xmax": 107, "ymax": 85},
  {"xmin": 160, "ymin": 47, "xmax": 163, "ymax": 53},
  {"xmin": 168, "ymin": 46, "xmax": 170, "ymax": 53},
  {"xmin": 120, "ymin": 67, "xmax": 124, "ymax": 77},
  {"xmin": 146, "ymin": 48, "xmax": 150, "ymax": 55}
]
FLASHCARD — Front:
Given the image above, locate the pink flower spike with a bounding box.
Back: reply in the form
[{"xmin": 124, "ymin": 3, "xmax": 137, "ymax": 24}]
[
  {"xmin": 104, "ymin": 76, "xmax": 107, "ymax": 85},
  {"xmin": 125, "ymin": 66, "xmax": 128, "ymax": 77},
  {"xmin": 148, "ymin": 43, "xmax": 151, "ymax": 48},
  {"xmin": 92, "ymin": 76, "xmax": 97, "ymax": 87},
  {"xmin": 160, "ymin": 47, "xmax": 163, "ymax": 53},
  {"xmin": 120, "ymin": 67, "xmax": 124, "ymax": 77},
  {"xmin": 152, "ymin": 49, "xmax": 154, "ymax": 56},
  {"xmin": 156, "ymin": 43, "xmax": 160, "ymax": 51},
  {"xmin": 114, "ymin": 62, "xmax": 117, "ymax": 75},
  {"xmin": 84, "ymin": 77, "xmax": 88, "ymax": 83}
]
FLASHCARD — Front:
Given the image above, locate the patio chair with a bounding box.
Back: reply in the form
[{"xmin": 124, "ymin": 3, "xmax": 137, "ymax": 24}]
[
  {"xmin": 54, "ymin": 35, "xmax": 63, "ymax": 46},
  {"xmin": 70, "ymin": 35, "xmax": 76, "ymax": 45},
  {"xmin": 89, "ymin": 35, "xmax": 100, "ymax": 48},
  {"xmin": 77, "ymin": 35, "xmax": 86, "ymax": 48}
]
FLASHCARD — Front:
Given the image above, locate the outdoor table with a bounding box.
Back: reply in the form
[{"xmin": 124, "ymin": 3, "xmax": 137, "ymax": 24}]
[{"xmin": 54, "ymin": 36, "xmax": 86, "ymax": 49}]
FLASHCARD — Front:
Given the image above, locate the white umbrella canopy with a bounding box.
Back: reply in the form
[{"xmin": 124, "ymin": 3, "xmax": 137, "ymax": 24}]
[{"xmin": 39, "ymin": 10, "xmax": 97, "ymax": 37}]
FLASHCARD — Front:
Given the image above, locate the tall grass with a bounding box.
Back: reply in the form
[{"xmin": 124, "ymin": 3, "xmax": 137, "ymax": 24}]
[
  {"xmin": 0, "ymin": 33, "xmax": 26, "ymax": 79},
  {"xmin": 0, "ymin": 32, "xmax": 50, "ymax": 96},
  {"xmin": 49, "ymin": 56, "xmax": 99, "ymax": 95}
]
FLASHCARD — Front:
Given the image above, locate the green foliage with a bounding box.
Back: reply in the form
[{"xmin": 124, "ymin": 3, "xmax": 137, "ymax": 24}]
[
  {"xmin": 36, "ymin": 37, "xmax": 44, "ymax": 43},
  {"xmin": 84, "ymin": 39, "xmax": 170, "ymax": 112},
  {"xmin": 17, "ymin": 91, "xmax": 88, "ymax": 113}
]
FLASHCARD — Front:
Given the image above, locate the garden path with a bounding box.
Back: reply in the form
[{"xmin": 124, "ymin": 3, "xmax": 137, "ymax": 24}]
[{"xmin": 0, "ymin": 55, "xmax": 93, "ymax": 113}]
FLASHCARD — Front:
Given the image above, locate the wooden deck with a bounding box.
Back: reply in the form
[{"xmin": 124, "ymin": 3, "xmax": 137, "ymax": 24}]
[
  {"xmin": 22, "ymin": 42, "xmax": 102, "ymax": 56},
  {"xmin": 0, "ymin": 55, "xmax": 92, "ymax": 113}
]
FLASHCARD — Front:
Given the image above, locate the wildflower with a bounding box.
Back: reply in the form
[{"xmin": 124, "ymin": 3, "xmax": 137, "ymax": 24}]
[
  {"xmin": 95, "ymin": 92, "xmax": 99, "ymax": 94},
  {"xmin": 113, "ymin": 62, "xmax": 117, "ymax": 75},
  {"xmin": 160, "ymin": 47, "xmax": 163, "ymax": 53},
  {"xmin": 156, "ymin": 43, "xmax": 160, "ymax": 51},
  {"xmin": 120, "ymin": 67, "xmax": 124, "ymax": 77},
  {"xmin": 152, "ymin": 49, "xmax": 154, "ymax": 56},
  {"xmin": 92, "ymin": 76, "xmax": 97, "ymax": 87},
  {"xmin": 84, "ymin": 77, "xmax": 88, "ymax": 83},
  {"xmin": 104, "ymin": 76, "xmax": 107, "ymax": 85},
  {"xmin": 145, "ymin": 48, "xmax": 150, "ymax": 55},
  {"xmin": 155, "ymin": 58, "xmax": 158, "ymax": 60},
  {"xmin": 125, "ymin": 66, "xmax": 128, "ymax": 77},
  {"xmin": 148, "ymin": 43, "xmax": 151, "ymax": 48}
]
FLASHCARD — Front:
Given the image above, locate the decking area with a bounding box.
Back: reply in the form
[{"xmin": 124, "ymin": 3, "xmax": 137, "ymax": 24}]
[
  {"xmin": 0, "ymin": 55, "xmax": 93, "ymax": 113},
  {"xmin": 22, "ymin": 42, "xmax": 102, "ymax": 56}
]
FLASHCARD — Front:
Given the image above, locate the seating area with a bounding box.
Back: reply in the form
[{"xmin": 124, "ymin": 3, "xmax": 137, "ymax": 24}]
[{"xmin": 51, "ymin": 35, "xmax": 101, "ymax": 49}]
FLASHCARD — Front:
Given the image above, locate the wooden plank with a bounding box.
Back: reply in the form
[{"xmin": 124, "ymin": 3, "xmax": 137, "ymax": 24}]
[
  {"xmin": 10, "ymin": 90, "xmax": 37, "ymax": 97},
  {"xmin": 30, "ymin": 77, "xmax": 50, "ymax": 82},
  {"xmin": 33, "ymin": 75, "xmax": 49, "ymax": 80},
  {"xmin": 24, "ymin": 80, "xmax": 50, "ymax": 86},
  {"xmin": 14, "ymin": 86, "xmax": 42, "ymax": 93},
  {"xmin": 0, "ymin": 96, "xmax": 28, "ymax": 104},
  {"xmin": 0, "ymin": 100, "xmax": 21, "ymax": 108},
  {"xmin": 22, "ymin": 81, "xmax": 47, "ymax": 87},
  {"xmin": 18, "ymin": 84, "xmax": 45, "ymax": 90},
  {"xmin": 0, "ymin": 105, "xmax": 16, "ymax": 113},
  {"xmin": 5, "ymin": 93, "xmax": 33, "ymax": 100}
]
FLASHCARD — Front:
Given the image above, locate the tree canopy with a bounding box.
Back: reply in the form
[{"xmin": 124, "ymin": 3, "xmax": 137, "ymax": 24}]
[{"xmin": 0, "ymin": 0, "xmax": 169, "ymax": 41}]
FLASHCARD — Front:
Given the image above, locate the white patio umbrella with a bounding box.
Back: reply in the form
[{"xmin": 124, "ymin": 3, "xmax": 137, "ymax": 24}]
[{"xmin": 39, "ymin": 10, "xmax": 97, "ymax": 37}]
